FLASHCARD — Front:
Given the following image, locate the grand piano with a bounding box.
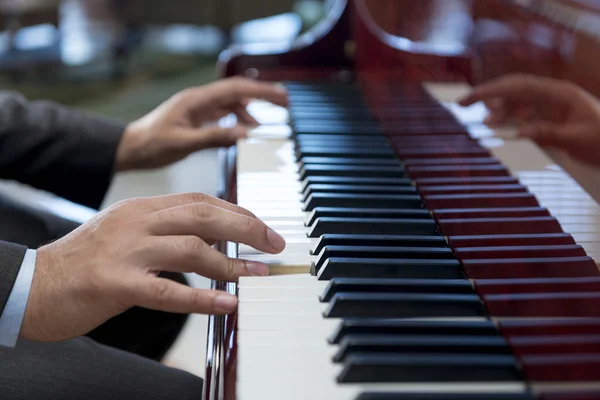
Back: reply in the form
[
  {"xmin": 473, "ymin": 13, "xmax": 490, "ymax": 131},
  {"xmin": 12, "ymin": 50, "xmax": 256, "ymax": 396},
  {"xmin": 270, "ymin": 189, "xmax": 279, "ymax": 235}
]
[{"xmin": 204, "ymin": 1, "xmax": 600, "ymax": 399}]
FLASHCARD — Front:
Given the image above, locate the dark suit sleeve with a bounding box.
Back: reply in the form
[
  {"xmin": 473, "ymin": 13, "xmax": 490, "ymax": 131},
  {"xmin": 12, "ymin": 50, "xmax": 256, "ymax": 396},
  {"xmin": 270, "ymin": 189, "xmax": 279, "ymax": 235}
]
[
  {"xmin": 0, "ymin": 241, "xmax": 26, "ymax": 317},
  {"xmin": 0, "ymin": 91, "xmax": 126, "ymax": 209}
]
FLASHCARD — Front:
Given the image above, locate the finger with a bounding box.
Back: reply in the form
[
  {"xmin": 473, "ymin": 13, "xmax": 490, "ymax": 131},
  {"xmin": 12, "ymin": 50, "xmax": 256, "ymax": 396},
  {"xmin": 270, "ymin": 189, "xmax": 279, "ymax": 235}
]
[
  {"xmin": 132, "ymin": 276, "xmax": 238, "ymax": 315},
  {"xmin": 518, "ymin": 121, "xmax": 571, "ymax": 147},
  {"xmin": 145, "ymin": 236, "xmax": 269, "ymax": 280},
  {"xmin": 137, "ymin": 192, "xmax": 257, "ymax": 219},
  {"xmin": 207, "ymin": 77, "xmax": 289, "ymax": 107},
  {"xmin": 148, "ymin": 203, "xmax": 286, "ymax": 254},
  {"xmin": 459, "ymin": 74, "xmax": 569, "ymax": 107},
  {"xmin": 233, "ymin": 103, "xmax": 259, "ymax": 126},
  {"xmin": 176, "ymin": 125, "xmax": 248, "ymax": 149}
]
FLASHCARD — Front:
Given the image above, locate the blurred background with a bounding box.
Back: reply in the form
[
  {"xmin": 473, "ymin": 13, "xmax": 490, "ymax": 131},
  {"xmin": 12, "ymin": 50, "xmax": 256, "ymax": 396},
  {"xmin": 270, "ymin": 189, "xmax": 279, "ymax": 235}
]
[{"xmin": 0, "ymin": 0, "xmax": 326, "ymax": 378}]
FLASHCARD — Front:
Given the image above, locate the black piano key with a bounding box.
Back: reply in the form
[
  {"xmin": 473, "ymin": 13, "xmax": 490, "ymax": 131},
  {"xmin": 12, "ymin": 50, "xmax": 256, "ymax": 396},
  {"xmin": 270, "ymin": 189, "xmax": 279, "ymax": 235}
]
[
  {"xmin": 291, "ymin": 111, "xmax": 376, "ymax": 122},
  {"xmin": 324, "ymin": 293, "xmax": 486, "ymax": 318},
  {"xmin": 329, "ymin": 320, "xmax": 499, "ymax": 345},
  {"xmin": 405, "ymin": 157, "xmax": 501, "ymax": 166},
  {"xmin": 334, "ymin": 335, "xmax": 512, "ymax": 363},
  {"xmin": 354, "ymin": 393, "xmax": 536, "ymax": 400},
  {"xmin": 294, "ymin": 121, "xmax": 380, "ymax": 131},
  {"xmin": 295, "ymin": 134, "xmax": 390, "ymax": 146},
  {"xmin": 308, "ymin": 218, "xmax": 436, "ymax": 237},
  {"xmin": 414, "ymin": 176, "xmax": 520, "ymax": 186},
  {"xmin": 288, "ymin": 103, "xmax": 371, "ymax": 112},
  {"xmin": 320, "ymin": 278, "xmax": 473, "ymax": 302},
  {"xmin": 337, "ymin": 354, "xmax": 522, "ymax": 383},
  {"xmin": 299, "ymin": 165, "xmax": 406, "ymax": 180},
  {"xmin": 386, "ymin": 124, "xmax": 468, "ymax": 135},
  {"xmin": 306, "ymin": 208, "xmax": 429, "ymax": 227},
  {"xmin": 299, "ymin": 157, "xmax": 401, "ymax": 167},
  {"xmin": 291, "ymin": 107, "xmax": 376, "ymax": 118},
  {"xmin": 313, "ymin": 246, "xmax": 455, "ymax": 273},
  {"xmin": 303, "ymin": 185, "xmax": 417, "ymax": 201},
  {"xmin": 294, "ymin": 125, "xmax": 382, "ymax": 135},
  {"xmin": 295, "ymin": 138, "xmax": 391, "ymax": 148},
  {"xmin": 296, "ymin": 147, "xmax": 396, "ymax": 158},
  {"xmin": 301, "ymin": 176, "xmax": 411, "ymax": 192},
  {"xmin": 304, "ymin": 194, "xmax": 421, "ymax": 212},
  {"xmin": 316, "ymin": 258, "xmax": 464, "ymax": 280},
  {"xmin": 288, "ymin": 93, "xmax": 367, "ymax": 103},
  {"xmin": 312, "ymin": 234, "xmax": 447, "ymax": 255}
]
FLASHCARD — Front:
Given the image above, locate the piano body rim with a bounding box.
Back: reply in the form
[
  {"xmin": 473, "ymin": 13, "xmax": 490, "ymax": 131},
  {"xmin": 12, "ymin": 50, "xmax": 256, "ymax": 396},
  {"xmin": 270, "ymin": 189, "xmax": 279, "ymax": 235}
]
[{"xmin": 204, "ymin": 1, "xmax": 600, "ymax": 399}]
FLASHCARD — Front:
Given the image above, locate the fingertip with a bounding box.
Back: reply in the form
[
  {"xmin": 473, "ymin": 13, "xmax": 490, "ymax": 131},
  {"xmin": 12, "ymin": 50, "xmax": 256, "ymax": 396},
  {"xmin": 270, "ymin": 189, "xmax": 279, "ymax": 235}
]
[
  {"xmin": 246, "ymin": 261, "xmax": 270, "ymax": 277},
  {"xmin": 266, "ymin": 228, "xmax": 286, "ymax": 253},
  {"xmin": 275, "ymin": 85, "xmax": 288, "ymax": 96},
  {"xmin": 458, "ymin": 95, "xmax": 476, "ymax": 107},
  {"xmin": 229, "ymin": 126, "xmax": 248, "ymax": 140},
  {"xmin": 214, "ymin": 293, "xmax": 238, "ymax": 314}
]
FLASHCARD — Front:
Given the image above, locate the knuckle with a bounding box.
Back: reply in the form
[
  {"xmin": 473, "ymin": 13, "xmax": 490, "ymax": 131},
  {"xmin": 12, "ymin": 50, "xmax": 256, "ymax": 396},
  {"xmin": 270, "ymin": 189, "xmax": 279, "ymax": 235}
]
[
  {"xmin": 241, "ymin": 216, "xmax": 260, "ymax": 234},
  {"xmin": 228, "ymin": 76, "xmax": 247, "ymax": 86},
  {"xmin": 191, "ymin": 203, "xmax": 212, "ymax": 220},
  {"xmin": 113, "ymin": 197, "xmax": 140, "ymax": 211},
  {"xmin": 226, "ymin": 257, "xmax": 241, "ymax": 280},
  {"xmin": 562, "ymin": 81, "xmax": 585, "ymax": 99},
  {"xmin": 182, "ymin": 237, "xmax": 205, "ymax": 258},
  {"xmin": 173, "ymin": 88, "xmax": 194, "ymax": 102},
  {"xmin": 150, "ymin": 280, "xmax": 171, "ymax": 304},
  {"xmin": 188, "ymin": 192, "xmax": 209, "ymax": 204},
  {"xmin": 188, "ymin": 289, "xmax": 204, "ymax": 309}
]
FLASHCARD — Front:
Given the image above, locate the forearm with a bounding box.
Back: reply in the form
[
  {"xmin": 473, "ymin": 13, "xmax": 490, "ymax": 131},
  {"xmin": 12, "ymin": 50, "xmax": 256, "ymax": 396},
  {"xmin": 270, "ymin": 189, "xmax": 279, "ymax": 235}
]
[{"xmin": 0, "ymin": 91, "xmax": 126, "ymax": 209}]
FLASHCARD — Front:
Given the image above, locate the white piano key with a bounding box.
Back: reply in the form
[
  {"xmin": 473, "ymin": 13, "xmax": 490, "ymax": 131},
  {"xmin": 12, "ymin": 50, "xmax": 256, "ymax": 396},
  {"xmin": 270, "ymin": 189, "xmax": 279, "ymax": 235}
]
[
  {"xmin": 237, "ymin": 313, "xmax": 341, "ymax": 331},
  {"xmin": 237, "ymin": 381, "xmax": 527, "ymax": 400},
  {"xmin": 239, "ymin": 243, "xmax": 312, "ymax": 255},
  {"xmin": 238, "ymin": 346, "xmax": 339, "ymax": 364},
  {"xmin": 239, "ymin": 286, "xmax": 327, "ymax": 300},
  {"xmin": 238, "ymin": 274, "xmax": 316, "ymax": 285},
  {"xmin": 246, "ymin": 125, "xmax": 293, "ymax": 139},
  {"xmin": 246, "ymin": 101, "xmax": 289, "ymax": 125},
  {"xmin": 241, "ymin": 253, "xmax": 313, "ymax": 265},
  {"xmin": 238, "ymin": 300, "xmax": 328, "ymax": 315},
  {"xmin": 237, "ymin": 139, "xmax": 297, "ymax": 174},
  {"xmin": 250, "ymin": 210, "xmax": 308, "ymax": 219}
]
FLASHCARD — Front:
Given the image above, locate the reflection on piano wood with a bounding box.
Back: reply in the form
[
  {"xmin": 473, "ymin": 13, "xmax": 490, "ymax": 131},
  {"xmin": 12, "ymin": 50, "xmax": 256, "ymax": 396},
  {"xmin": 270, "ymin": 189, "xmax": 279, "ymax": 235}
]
[{"xmin": 205, "ymin": 1, "xmax": 600, "ymax": 400}]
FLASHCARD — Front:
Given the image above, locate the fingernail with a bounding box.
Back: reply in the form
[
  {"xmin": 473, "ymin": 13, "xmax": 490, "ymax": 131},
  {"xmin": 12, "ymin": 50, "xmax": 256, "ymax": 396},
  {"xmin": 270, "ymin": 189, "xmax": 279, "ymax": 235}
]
[
  {"xmin": 230, "ymin": 126, "xmax": 247, "ymax": 139},
  {"xmin": 214, "ymin": 294, "xmax": 238, "ymax": 313},
  {"xmin": 275, "ymin": 85, "xmax": 287, "ymax": 94},
  {"xmin": 267, "ymin": 228, "xmax": 286, "ymax": 252},
  {"xmin": 246, "ymin": 261, "xmax": 269, "ymax": 276}
]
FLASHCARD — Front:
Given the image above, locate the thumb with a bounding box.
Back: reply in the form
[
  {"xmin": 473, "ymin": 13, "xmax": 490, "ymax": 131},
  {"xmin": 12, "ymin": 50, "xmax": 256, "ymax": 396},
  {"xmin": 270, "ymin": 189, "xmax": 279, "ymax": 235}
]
[
  {"xmin": 184, "ymin": 125, "xmax": 248, "ymax": 150},
  {"xmin": 519, "ymin": 121, "xmax": 571, "ymax": 148}
]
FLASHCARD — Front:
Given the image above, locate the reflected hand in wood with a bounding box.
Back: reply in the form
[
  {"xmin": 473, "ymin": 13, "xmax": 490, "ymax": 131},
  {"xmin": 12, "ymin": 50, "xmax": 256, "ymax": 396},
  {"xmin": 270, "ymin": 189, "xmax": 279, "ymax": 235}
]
[{"xmin": 460, "ymin": 74, "xmax": 600, "ymax": 168}]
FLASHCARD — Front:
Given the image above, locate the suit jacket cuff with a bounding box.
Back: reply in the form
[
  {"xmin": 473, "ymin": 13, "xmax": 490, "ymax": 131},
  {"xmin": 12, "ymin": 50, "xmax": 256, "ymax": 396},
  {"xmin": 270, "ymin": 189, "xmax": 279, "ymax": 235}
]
[
  {"xmin": 0, "ymin": 241, "xmax": 27, "ymax": 319},
  {"xmin": 0, "ymin": 249, "xmax": 35, "ymax": 347}
]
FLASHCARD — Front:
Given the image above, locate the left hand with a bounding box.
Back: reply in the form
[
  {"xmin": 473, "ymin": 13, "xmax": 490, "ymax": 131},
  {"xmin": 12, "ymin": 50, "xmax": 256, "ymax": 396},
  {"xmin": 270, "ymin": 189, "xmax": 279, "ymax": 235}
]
[{"xmin": 115, "ymin": 77, "xmax": 288, "ymax": 171}]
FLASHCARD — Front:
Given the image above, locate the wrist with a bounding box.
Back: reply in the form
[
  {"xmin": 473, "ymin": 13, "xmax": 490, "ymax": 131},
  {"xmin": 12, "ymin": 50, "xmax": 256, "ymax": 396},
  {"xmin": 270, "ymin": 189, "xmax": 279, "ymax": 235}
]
[{"xmin": 115, "ymin": 122, "xmax": 145, "ymax": 172}]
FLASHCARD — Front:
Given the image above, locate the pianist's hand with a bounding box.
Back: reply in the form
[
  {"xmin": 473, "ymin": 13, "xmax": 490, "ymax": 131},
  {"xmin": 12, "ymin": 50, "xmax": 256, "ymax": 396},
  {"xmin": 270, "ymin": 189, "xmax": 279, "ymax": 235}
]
[
  {"xmin": 460, "ymin": 74, "xmax": 600, "ymax": 167},
  {"xmin": 20, "ymin": 193, "xmax": 286, "ymax": 342},
  {"xmin": 115, "ymin": 77, "xmax": 288, "ymax": 171}
]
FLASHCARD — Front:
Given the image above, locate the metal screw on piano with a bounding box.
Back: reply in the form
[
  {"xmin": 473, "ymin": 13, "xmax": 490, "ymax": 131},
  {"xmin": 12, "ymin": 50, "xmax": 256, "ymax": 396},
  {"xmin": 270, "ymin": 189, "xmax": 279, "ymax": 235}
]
[{"xmin": 204, "ymin": 1, "xmax": 600, "ymax": 399}]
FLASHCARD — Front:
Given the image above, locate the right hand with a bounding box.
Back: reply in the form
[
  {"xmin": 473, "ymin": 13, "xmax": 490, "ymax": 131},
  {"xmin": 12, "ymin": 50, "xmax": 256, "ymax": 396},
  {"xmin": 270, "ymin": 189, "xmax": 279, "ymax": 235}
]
[
  {"xmin": 21, "ymin": 193, "xmax": 286, "ymax": 342},
  {"xmin": 459, "ymin": 74, "xmax": 600, "ymax": 167}
]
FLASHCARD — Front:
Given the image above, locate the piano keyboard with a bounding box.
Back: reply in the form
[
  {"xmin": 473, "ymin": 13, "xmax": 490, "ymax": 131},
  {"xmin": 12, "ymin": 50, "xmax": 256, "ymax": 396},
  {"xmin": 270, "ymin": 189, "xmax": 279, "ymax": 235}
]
[{"xmin": 234, "ymin": 81, "xmax": 600, "ymax": 400}]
